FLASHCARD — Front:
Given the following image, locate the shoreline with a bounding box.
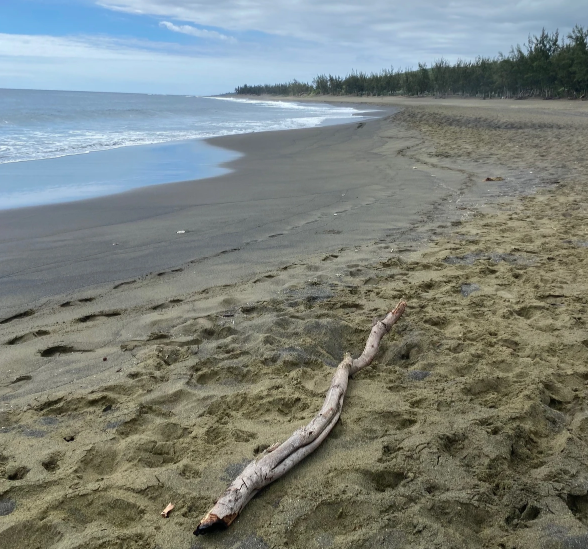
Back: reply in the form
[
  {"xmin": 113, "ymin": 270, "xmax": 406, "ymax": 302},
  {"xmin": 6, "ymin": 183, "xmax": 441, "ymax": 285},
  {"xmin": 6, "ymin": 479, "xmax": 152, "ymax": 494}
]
[
  {"xmin": 0, "ymin": 100, "xmax": 380, "ymax": 213},
  {"xmin": 0, "ymin": 96, "xmax": 560, "ymax": 315},
  {"xmin": 231, "ymin": 92, "xmax": 588, "ymax": 110},
  {"xmin": 1, "ymin": 97, "xmax": 588, "ymax": 548},
  {"xmin": 0, "ymin": 104, "xmax": 468, "ymax": 314}
]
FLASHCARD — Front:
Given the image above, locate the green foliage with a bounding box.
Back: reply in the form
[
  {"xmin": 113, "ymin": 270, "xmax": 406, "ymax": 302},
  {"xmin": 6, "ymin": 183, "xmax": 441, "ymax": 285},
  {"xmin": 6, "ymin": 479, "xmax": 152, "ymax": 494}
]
[
  {"xmin": 234, "ymin": 80, "xmax": 313, "ymax": 96},
  {"xmin": 235, "ymin": 25, "xmax": 588, "ymax": 98}
]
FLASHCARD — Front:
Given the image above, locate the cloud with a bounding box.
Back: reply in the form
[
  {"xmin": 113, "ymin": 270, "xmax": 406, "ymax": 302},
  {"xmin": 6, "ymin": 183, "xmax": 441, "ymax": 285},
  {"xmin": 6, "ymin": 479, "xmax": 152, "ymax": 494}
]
[
  {"xmin": 0, "ymin": 33, "xmax": 153, "ymax": 60},
  {"xmin": 2, "ymin": 1, "xmax": 584, "ymax": 95},
  {"xmin": 159, "ymin": 21, "xmax": 236, "ymax": 42},
  {"xmin": 98, "ymin": 0, "xmax": 585, "ymax": 65},
  {"xmin": 0, "ymin": 33, "xmax": 335, "ymax": 94}
]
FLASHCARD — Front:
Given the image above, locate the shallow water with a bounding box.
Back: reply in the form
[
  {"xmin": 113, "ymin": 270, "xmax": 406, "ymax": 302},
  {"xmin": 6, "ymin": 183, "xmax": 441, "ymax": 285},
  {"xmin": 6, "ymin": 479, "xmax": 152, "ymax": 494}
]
[{"xmin": 0, "ymin": 139, "xmax": 238, "ymax": 209}]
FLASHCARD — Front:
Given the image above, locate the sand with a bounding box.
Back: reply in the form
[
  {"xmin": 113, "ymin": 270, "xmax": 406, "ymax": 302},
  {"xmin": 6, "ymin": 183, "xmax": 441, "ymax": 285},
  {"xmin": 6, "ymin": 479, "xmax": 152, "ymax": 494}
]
[{"xmin": 1, "ymin": 96, "xmax": 588, "ymax": 549}]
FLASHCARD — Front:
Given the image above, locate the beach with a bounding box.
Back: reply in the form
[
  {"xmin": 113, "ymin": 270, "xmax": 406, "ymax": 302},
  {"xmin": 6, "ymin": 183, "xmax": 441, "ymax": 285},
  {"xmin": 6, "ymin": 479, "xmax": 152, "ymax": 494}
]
[{"xmin": 1, "ymin": 97, "xmax": 588, "ymax": 549}]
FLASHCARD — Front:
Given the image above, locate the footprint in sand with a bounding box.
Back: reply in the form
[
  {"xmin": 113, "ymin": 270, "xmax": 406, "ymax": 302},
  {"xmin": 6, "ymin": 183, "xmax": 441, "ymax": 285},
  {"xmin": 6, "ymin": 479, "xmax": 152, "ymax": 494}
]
[
  {"xmin": 113, "ymin": 280, "xmax": 136, "ymax": 289},
  {"xmin": 150, "ymin": 299, "xmax": 184, "ymax": 311},
  {"xmin": 41, "ymin": 453, "xmax": 62, "ymax": 473},
  {"xmin": 6, "ymin": 465, "xmax": 30, "ymax": 480},
  {"xmin": 10, "ymin": 375, "xmax": 33, "ymax": 384},
  {"xmin": 60, "ymin": 297, "xmax": 95, "ymax": 307},
  {"xmin": 39, "ymin": 345, "xmax": 92, "ymax": 358},
  {"xmin": 0, "ymin": 309, "xmax": 35, "ymax": 324},
  {"xmin": 76, "ymin": 311, "xmax": 122, "ymax": 323},
  {"xmin": 6, "ymin": 330, "xmax": 50, "ymax": 345}
]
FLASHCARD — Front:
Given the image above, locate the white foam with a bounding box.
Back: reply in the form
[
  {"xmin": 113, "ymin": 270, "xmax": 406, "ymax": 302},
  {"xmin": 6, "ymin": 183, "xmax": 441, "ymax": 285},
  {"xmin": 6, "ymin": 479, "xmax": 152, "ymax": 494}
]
[
  {"xmin": 210, "ymin": 96, "xmax": 360, "ymax": 115},
  {"xmin": 0, "ymin": 98, "xmax": 373, "ymax": 165}
]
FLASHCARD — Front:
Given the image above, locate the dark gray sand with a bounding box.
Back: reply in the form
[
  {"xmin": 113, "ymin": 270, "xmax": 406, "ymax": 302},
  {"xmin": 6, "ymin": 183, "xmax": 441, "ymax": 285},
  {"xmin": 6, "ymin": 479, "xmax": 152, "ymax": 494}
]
[
  {"xmin": 0, "ymin": 108, "xmax": 515, "ymax": 313},
  {"xmin": 1, "ymin": 98, "xmax": 588, "ymax": 549}
]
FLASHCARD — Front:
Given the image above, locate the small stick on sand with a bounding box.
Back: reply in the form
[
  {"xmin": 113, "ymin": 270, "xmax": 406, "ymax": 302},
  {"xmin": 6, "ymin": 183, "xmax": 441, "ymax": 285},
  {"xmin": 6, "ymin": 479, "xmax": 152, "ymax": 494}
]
[{"xmin": 194, "ymin": 301, "xmax": 407, "ymax": 535}]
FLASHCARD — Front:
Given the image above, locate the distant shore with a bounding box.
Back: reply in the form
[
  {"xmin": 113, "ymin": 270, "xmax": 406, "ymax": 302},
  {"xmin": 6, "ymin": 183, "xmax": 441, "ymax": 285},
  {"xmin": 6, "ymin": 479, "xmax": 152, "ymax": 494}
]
[{"xmin": 230, "ymin": 91, "xmax": 588, "ymax": 111}]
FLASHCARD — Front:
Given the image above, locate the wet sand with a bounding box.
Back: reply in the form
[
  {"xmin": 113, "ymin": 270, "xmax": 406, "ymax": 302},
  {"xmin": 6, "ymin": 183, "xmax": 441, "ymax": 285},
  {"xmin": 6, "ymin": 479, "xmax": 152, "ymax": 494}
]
[
  {"xmin": 0, "ymin": 107, "xmax": 456, "ymax": 311},
  {"xmin": 1, "ymin": 97, "xmax": 588, "ymax": 549}
]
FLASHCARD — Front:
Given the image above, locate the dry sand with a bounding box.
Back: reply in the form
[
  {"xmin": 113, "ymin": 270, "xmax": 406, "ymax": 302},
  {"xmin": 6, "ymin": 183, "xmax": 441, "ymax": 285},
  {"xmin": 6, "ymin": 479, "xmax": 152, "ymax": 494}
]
[{"xmin": 1, "ymin": 97, "xmax": 588, "ymax": 549}]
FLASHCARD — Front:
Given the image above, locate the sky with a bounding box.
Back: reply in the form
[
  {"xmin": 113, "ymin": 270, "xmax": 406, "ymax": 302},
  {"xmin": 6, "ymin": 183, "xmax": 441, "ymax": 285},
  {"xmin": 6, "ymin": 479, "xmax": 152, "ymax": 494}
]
[{"xmin": 0, "ymin": 0, "xmax": 585, "ymax": 95}]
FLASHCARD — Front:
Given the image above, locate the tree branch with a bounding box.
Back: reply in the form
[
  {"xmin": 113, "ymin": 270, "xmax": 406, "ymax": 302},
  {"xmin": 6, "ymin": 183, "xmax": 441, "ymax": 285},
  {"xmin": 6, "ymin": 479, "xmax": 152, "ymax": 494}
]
[{"xmin": 194, "ymin": 301, "xmax": 407, "ymax": 535}]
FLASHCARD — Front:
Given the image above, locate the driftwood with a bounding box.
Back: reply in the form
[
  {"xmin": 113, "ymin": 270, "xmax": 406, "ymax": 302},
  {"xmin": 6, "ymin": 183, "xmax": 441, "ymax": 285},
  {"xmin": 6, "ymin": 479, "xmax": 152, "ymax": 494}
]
[{"xmin": 194, "ymin": 301, "xmax": 407, "ymax": 535}]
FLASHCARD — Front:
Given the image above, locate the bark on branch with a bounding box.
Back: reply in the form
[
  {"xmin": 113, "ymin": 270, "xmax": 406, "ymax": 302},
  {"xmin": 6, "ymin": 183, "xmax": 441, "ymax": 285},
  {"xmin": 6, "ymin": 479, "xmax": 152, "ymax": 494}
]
[{"xmin": 194, "ymin": 301, "xmax": 407, "ymax": 535}]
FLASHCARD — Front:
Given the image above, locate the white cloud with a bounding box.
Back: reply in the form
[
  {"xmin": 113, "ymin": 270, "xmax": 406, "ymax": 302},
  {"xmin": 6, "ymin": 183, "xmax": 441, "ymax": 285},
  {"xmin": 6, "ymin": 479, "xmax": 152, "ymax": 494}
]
[
  {"xmin": 0, "ymin": 33, "xmax": 336, "ymax": 94},
  {"xmin": 0, "ymin": 33, "xmax": 121, "ymax": 60},
  {"xmin": 159, "ymin": 21, "xmax": 236, "ymax": 42},
  {"xmin": 98, "ymin": 0, "xmax": 584, "ymax": 63},
  {"xmin": 99, "ymin": 1, "xmax": 583, "ymax": 36},
  {"xmin": 1, "ymin": 1, "xmax": 584, "ymax": 94}
]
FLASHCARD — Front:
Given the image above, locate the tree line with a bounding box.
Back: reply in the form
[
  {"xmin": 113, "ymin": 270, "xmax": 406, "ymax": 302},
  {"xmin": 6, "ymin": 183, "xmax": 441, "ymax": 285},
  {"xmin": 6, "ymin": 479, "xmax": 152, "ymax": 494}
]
[{"xmin": 234, "ymin": 26, "xmax": 588, "ymax": 99}]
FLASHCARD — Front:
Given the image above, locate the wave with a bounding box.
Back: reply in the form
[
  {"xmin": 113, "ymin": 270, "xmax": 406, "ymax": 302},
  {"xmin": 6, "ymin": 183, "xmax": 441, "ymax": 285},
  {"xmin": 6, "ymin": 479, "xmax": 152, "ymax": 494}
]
[
  {"xmin": 209, "ymin": 96, "xmax": 360, "ymax": 114},
  {"xmin": 0, "ymin": 95, "xmax": 376, "ymax": 165},
  {"xmin": 0, "ymin": 115, "xmax": 361, "ymax": 165}
]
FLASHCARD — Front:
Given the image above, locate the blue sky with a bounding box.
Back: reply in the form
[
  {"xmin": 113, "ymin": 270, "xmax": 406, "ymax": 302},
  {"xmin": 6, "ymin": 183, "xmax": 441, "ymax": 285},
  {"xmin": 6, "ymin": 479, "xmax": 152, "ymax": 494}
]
[{"xmin": 0, "ymin": 0, "xmax": 585, "ymax": 95}]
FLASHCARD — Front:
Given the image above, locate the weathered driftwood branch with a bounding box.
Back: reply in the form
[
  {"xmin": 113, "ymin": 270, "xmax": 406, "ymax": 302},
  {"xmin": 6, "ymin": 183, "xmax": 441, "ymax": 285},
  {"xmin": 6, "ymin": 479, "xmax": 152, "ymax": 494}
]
[{"xmin": 194, "ymin": 301, "xmax": 407, "ymax": 535}]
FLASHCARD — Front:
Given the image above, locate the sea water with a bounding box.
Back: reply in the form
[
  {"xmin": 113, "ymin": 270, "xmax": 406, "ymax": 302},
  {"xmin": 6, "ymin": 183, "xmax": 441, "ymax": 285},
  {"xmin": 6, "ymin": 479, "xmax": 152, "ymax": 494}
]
[{"xmin": 0, "ymin": 89, "xmax": 372, "ymax": 209}]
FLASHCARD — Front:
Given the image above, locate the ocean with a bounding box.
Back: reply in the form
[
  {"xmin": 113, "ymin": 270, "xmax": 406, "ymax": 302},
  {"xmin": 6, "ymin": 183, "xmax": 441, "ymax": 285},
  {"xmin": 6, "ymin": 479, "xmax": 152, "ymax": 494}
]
[{"xmin": 0, "ymin": 89, "xmax": 372, "ymax": 210}]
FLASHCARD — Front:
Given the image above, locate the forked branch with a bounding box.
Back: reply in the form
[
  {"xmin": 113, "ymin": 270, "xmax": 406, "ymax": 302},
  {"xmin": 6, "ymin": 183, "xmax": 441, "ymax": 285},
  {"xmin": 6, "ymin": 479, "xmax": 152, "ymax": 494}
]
[{"xmin": 194, "ymin": 301, "xmax": 407, "ymax": 535}]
